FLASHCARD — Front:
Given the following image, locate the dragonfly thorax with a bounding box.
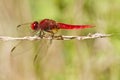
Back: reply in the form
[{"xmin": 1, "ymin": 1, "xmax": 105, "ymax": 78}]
[
  {"xmin": 39, "ymin": 19, "xmax": 59, "ymax": 31},
  {"xmin": 31, "ymin": 19, "xmax": 60, "ymax": 34}
]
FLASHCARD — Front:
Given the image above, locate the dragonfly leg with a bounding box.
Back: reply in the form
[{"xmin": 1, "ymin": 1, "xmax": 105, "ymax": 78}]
[
  {"xmin": 51, "ymin": 32, "xmax": 54, "ymax": 38},
  {"xmin": 49, "ymin": 32, "xmax": 55, "ymax": 44},
  {"xmin": 56, "ymin": 35, "xmax": 63, "ymax": 40},
  {"xmin": 39, "ymin": 30, "xmax": 45, "ymax": 38}
]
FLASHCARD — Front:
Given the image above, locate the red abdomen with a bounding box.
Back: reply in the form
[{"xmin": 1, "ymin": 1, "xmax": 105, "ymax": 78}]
[{"xmin": 58, "ymin": 23, "xmax": 94, "ymax": 30}]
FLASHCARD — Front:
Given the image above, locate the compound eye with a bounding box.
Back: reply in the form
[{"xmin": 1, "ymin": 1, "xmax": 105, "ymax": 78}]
[{"xmin": 31, "ymin": 21, "xmax": 38, "ymax": 30}]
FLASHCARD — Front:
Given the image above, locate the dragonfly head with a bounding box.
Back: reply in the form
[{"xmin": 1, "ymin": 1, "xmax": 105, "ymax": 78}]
[{"xmin": 31, "ymin": 21, "xmax": 39, "ymax": 30}]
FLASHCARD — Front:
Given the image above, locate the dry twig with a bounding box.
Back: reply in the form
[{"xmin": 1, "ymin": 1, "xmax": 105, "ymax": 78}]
[{"xmin": 0, "ymin": 33, "xmax": 112, "ymax": 41}]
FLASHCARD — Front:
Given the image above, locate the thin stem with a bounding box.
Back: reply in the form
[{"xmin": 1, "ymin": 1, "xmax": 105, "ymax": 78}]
[{"xmin": 0, "ymin": 33, "xmax": 112, "ymax": 41}]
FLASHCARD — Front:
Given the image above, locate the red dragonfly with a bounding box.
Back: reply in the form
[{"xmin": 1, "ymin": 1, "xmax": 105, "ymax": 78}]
[
  {"xmin": 12, "ymin": 19, "xmax": 94, "ymax": 62},
  {"xmin": 18, "ymin": 19, "xmax": 94, "ymax": 38}
]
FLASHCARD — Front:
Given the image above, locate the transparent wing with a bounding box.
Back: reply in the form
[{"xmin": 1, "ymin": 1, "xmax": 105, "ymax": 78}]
[
  {"xmin": 11, "ymin": 24, "xmax": 51, "ymax": 62},
  {"xmin": 16, "ymin": 24, "xmax": 33, "ymax": 37},
  {"xmin": 33, "ymin": 39, "xmax": 51, "ymax": 63},
  {"xmin": 10, "ymin": 39, "xmax": 51, "ymax": 62}
]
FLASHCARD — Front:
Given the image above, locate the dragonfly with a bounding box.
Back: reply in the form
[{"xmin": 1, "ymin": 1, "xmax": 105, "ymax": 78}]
[
  {"xmin": 18, "ymin": 19, "xmax": 94, "ymax": 38},
  {"xmin": 11, "ymin": 19, "xmax": 94, "ymax": 62}
]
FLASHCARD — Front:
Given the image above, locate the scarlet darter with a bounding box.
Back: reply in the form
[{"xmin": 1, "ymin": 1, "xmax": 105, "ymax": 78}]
[{"xmin": 11, "ymin": 19, "xmax": 94, "ymax": 62}]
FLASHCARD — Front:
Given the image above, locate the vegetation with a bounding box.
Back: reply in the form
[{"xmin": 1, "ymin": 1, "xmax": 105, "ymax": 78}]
[{"xmin": 0, "ymin": 0, "xmax": 120, "ymax": 80}]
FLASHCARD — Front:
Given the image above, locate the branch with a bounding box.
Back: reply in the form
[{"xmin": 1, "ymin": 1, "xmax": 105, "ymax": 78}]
[{"xmin": 0, "ymin": 33, "xmax": 112, "ymax": 41}]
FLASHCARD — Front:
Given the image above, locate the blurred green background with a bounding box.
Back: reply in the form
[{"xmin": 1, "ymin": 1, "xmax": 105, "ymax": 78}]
[{"xmin": 0, "ymin": 0, "xmax": 120, "ymax": 80}]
